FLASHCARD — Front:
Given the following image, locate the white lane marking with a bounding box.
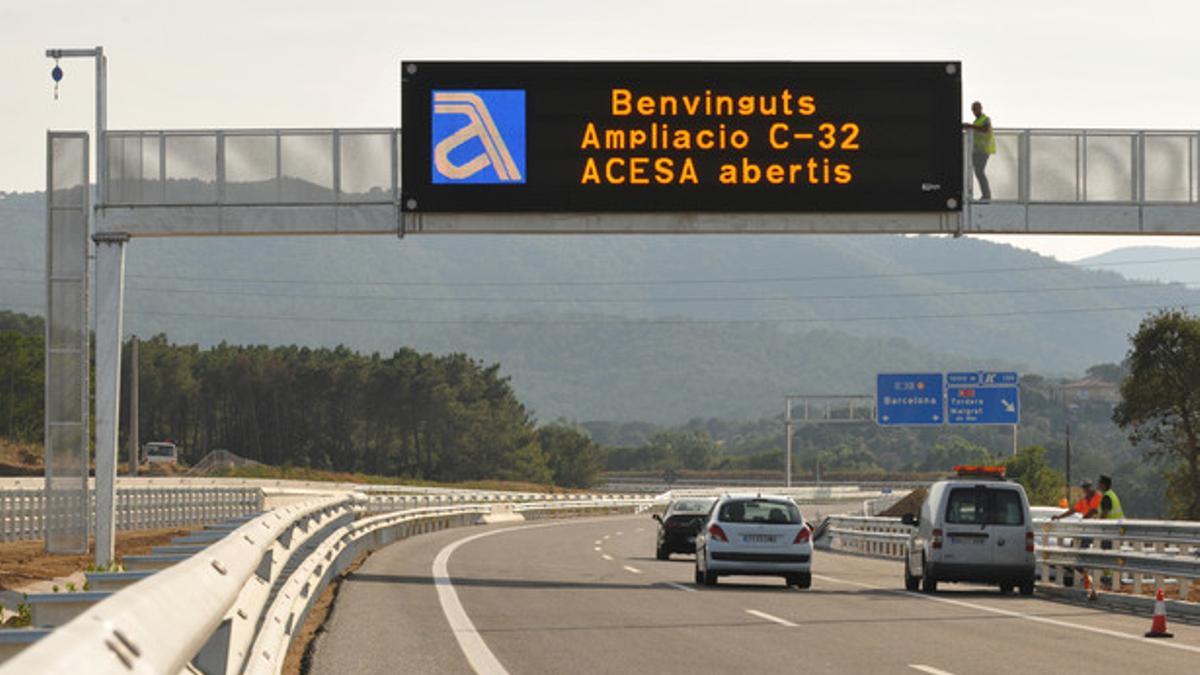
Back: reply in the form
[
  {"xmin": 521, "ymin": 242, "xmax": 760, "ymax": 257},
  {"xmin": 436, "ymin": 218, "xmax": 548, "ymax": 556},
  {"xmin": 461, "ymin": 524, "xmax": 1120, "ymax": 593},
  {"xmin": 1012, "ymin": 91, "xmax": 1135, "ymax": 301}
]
[
  {"xmin": 623, "ymin": 565, "xmax": 643, "ymax": 574},
  {"xmin": 812, "ymin": 574, "xmax": 1200, "ymax": 656},
  {"xmin": 601, "ymin": 554, "xmax": 613, "ymax": 561},
  {"xmin": 616, "ymin": 531, "xmax": 624, "ymax": 536},
  {"xmin": 910, "ymin": 666, "xmax": 956, "ymax": 675},
  {"xmin": 593, "ymin": 539, "xmax": 602, "ymax": 545},
  {"xmin": 593, "ymin": 546, "xmax": 601, "ymax": 552},
  {"xmin": 603, "ymin": 535, "xmax": 611, "ymax": 540},
  {"xmin": 664, "ymin": 582, "xmax": 696, "ymax": 593},
  {"xmin": 434, "ymin": 521, "xmax": 575, "ymax": 675},
  {"xmin": 745, "ymin": 609, "xmax": 797, "ymax": 627}
]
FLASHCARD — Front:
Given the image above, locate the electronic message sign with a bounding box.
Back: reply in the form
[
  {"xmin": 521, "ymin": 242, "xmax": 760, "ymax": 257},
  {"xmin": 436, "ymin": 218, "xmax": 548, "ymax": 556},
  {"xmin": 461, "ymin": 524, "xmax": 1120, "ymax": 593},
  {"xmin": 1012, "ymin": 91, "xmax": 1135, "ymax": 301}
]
[{"xmin": 401, "ymin": 61, "xmax": 962, "ymax": 213}]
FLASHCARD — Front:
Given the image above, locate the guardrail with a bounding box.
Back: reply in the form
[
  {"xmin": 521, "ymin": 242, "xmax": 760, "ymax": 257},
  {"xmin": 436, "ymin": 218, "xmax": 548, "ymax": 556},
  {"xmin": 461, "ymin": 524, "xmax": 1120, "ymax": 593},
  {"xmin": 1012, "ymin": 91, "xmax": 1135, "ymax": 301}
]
[
  {"xmin": 980, "ymin": 128, "xmax": 1199, "ymax": 204},
  {"xmin": 104, "ymin": 127, "xmax": 1200, "ymax": 211},
  {"xmin": 0, "ymin": 487, "xmax": 264, "ymax": 542},
  {"xmin": 816, "ymin": 514, "xmax": 1200, "ymax": 600},
  {"xmin": 2, "ymin": 492, "xmax": 651, "ymax": 674}
]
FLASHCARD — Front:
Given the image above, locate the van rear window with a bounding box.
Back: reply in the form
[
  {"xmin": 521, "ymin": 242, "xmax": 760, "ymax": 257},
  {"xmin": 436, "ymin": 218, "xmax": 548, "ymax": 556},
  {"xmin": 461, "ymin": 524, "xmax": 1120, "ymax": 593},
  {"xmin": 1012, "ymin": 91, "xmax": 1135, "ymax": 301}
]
[{"xmin": 945, "ymin": 488, "xmax": 1024, "ymax": 525}]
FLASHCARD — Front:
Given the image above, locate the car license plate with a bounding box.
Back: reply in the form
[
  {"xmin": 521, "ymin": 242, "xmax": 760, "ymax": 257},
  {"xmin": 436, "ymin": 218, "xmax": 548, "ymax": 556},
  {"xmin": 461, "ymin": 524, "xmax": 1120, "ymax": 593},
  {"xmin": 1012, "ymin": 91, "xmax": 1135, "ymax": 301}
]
[
  {"xmin": 951, "ymin": 536, "xmax": 984, "ymax": 545},
  {"xmin": 743, "ymin": 534, "xmax": 777, "ymax": 544}
]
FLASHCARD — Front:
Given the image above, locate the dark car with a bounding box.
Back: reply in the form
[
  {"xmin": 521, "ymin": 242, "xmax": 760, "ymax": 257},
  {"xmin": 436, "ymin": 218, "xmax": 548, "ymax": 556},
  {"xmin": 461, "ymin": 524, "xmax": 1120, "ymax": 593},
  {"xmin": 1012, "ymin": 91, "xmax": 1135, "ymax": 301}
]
[{"xmin": 653, "ymin": 498, "xmax": 716, "ymax": 560}]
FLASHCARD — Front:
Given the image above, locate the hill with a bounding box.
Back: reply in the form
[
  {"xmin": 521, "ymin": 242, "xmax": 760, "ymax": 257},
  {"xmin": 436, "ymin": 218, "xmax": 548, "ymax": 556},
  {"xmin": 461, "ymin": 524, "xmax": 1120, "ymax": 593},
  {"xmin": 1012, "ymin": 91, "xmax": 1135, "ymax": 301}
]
[
  {"xmin": 3, "ymin": 190, "xmax": 1198, "ymax": 422},
  {"xmin": 1075, "ymin": 246, "xmax": 1200, "ymax": 286}
]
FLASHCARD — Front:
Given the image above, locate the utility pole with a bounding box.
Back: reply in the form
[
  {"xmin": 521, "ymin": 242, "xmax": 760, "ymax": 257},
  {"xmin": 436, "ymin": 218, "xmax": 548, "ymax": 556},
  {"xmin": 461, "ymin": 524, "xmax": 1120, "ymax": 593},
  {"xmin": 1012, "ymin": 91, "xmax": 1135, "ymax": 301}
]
[
  {"xmin": 128, "ymin": 336, "xmax": 139, "ymax": 477},
  {"xmin": 1065, "ymin": 422, "xmax": 1072, "ymax": 507},
  {"xmin": 784, "ymin": 398, "xmax": 793, "ymax": 488}
]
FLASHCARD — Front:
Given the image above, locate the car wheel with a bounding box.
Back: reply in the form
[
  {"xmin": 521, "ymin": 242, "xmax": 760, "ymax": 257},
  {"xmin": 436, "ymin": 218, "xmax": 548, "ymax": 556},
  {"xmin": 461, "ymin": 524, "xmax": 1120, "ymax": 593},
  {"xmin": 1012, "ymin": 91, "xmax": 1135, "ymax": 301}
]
[
  {"xmin": 904, "ymin": 559, "xmax": 920, "ymax": 591},
  {"xmin": 1019, "ymin": 579, "xmax": 1035, "ymax": 596},
  {"xmin": 656, "ymin": 546, "xmax": 669, "ymax": 561},
  {"xmin": 999, "ymin": 583, "xmax": 1014, "ymax": 595},
  {"xmin": 792, "ymin": 572, "xmax": 811, "ymax": 589},
  {"xmin": 921, "ymin": 561, "xmax": 938, "ymax": 594},
  {"xmin": 703, "ymin": 569, "xmax": 718, "ymax": 586},
  {"xmin": 694, "ymin": 564, "xmax": 704, "ymax": 585}
]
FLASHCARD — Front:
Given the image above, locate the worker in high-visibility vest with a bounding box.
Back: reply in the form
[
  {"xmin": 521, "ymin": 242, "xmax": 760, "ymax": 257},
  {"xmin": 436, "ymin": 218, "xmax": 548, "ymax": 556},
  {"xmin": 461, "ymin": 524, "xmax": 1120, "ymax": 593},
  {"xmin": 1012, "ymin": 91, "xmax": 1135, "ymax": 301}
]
[
  {"xmin": 1097, "ymin": 474, "xmax": 1124, "ymax": 588},
  {"xmin": 1052, "ymin": 479, "xmax": 1102, "ymax": 520},
  {"xmin": 962, "ymin": 101, "xmax": 995, "ymax": 201}
]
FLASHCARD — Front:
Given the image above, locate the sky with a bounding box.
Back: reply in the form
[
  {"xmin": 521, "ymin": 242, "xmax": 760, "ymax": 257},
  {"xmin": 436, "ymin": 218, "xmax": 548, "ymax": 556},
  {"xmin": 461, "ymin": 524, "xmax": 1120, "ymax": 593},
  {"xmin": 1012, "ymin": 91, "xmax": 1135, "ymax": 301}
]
[{"xmin": 2, "ymin": 0, "xmax": 1198, "ymax": 260}]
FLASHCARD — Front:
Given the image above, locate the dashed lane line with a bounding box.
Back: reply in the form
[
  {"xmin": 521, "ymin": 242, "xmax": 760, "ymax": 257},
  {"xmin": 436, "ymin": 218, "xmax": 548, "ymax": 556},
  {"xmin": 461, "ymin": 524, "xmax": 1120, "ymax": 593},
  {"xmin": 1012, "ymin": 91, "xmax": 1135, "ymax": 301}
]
[
  {"xmin": 593, "ymin": 546, "xmax": 601, "ymax": 552},
  {"xmin": 623, "ymin": 565, "xmax": 643, "ymax": 574},
  {"xmin": 745, "ymin": 609, "xmax": 797, "ymax": 627},
  {"xmin": 812, "ymin": 574, "xmax": 1200, "ymax": 656},
  {"xmin": 909, "ymin": 665, "xmax": 955, "ymax": 675},
  {"xmin": 602, "ymin": 554, "xmax": 613, "ymax": 561}
]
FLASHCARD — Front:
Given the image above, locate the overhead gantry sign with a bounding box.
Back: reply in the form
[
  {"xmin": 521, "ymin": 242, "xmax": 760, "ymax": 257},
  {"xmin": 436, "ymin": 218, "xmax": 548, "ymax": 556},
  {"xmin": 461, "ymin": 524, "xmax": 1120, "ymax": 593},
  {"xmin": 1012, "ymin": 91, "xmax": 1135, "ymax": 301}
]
[{"xmin": 401, "ymin": 61, "xmax": 964, "ymax": 213}]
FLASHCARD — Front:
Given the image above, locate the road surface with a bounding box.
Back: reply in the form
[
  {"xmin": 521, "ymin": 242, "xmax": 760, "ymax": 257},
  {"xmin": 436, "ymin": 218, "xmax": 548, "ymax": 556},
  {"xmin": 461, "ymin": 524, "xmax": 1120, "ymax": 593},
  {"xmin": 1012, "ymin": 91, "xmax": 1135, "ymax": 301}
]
[{"xmin": 310, "ymin": 513, "xmax": 1200, "ymax": 674}]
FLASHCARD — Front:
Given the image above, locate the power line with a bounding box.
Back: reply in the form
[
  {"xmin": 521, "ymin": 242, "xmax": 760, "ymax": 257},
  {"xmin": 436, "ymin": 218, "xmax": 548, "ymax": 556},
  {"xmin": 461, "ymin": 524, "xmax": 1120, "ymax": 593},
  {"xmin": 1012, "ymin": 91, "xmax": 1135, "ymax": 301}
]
[
  {"xmin": 122, "ymin": 302, "xmax": 1200, "ymax": 327},
  {"xmin": 114, "ymin": 280, "xmax": 1197, "ymax": 304},
  {"xmin": 1, "ymin": 253, "xmax": 1199, "ymax": 288}
]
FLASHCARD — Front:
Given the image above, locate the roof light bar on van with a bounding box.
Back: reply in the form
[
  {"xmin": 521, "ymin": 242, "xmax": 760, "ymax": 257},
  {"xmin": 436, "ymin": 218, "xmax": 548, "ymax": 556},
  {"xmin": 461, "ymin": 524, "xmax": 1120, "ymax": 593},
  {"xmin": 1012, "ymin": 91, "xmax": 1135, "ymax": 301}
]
[{"xmin": 952, "ymin": 465, "xmax": 1007, "ymax": 478}]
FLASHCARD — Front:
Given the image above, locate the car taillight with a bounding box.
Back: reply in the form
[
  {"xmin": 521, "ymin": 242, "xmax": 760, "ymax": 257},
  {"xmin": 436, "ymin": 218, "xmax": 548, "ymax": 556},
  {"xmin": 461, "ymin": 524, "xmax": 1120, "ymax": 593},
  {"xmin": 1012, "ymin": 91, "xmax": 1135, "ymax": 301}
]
[
  {"xmin": 931, "ymin": 528, "xmax": 943, "ymax": 549},
  {"xmin": 1025, "ymin": 530, "xmax": 1035, "ymax": 553},
  {"xmin": 793, "ymin": 527, "xmax": 811, "ymax": 544},
  {"xmin": 708, "ymin": 523, "xmax": 728, "ymax": 543}
]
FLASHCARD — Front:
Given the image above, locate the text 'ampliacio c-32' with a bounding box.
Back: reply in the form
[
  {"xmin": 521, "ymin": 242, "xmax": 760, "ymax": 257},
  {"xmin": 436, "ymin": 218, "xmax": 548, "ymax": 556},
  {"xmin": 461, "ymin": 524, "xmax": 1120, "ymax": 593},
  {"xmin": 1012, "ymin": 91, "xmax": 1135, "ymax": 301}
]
[{"xmin": 402, "ymin": 61, "xmax": 963, "ymax": 213}]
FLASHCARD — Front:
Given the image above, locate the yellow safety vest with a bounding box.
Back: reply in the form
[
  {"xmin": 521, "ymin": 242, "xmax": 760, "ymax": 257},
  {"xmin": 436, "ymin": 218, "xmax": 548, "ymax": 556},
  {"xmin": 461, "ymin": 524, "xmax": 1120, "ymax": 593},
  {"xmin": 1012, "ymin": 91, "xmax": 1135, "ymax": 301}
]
[
  {"xmin": 1102, "ymin": 489, "xmax": 1124, "ymax": 519},
  {"xmin": 973, "ymin": 114, "xmax": 996, "ymax": 155}
]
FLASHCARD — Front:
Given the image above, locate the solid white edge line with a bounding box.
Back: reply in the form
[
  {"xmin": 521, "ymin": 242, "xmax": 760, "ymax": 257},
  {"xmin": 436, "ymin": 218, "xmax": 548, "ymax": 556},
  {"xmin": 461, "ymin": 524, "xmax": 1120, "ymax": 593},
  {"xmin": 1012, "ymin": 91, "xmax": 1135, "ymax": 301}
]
[
  {"xmin": 745, "ymin": 609, "xmax": 797, "ymax": 627},
  {"xmin": 811, "ymin": 574, "xmax": 1200, "ymax": 656},
  {"xmin": 623, "ymin": 565, "xmax": 643, "ymax": 574},
  {"xmin": 909, "ymin": 665, "xmax": 956, "ymax": 675},
  {"xmin": 664, "ymin": 582, "xmax": 696, "ymax": 592},
  {"xmin": 433, "ymin": 521, "xmax": 576, "ymax": 675}
]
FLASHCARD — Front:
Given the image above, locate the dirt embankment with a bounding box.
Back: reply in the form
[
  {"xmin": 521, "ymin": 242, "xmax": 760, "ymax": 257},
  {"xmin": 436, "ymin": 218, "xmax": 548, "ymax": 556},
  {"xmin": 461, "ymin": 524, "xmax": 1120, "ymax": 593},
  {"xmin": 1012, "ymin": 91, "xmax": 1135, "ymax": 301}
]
[{"xmin": 0, "ymin": 528, "xmax": 188, "ymax": 590}]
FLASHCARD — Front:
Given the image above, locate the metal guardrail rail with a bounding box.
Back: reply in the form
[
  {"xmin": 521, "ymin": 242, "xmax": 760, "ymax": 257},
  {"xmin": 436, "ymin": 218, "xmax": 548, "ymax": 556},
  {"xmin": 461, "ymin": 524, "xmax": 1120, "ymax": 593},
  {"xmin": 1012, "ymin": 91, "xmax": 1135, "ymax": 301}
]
[
  {"xmin": 0, "ymin": 487, "xmax": 264, "ymax": 543},
  {"xmin": 816, "ymin": 514, "xmax": 1200, "ymax": 599},
  {"xmin": 1, "ymin": 492, "xmax": 652, "ymax": 674}
]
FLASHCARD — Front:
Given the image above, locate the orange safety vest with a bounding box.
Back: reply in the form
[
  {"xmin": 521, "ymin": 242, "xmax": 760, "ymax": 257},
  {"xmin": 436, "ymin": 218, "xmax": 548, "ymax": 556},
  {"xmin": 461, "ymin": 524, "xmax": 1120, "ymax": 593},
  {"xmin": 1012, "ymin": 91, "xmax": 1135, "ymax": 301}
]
[{"xmin": 1074, "ymin": 491, "xmax": 1102, "ymax": 516}]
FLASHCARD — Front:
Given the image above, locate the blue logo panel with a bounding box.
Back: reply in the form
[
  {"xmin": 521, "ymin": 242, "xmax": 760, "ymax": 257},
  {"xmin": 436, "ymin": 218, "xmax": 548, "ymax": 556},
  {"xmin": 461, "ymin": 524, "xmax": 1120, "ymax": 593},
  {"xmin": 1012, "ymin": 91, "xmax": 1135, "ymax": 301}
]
[
  {"xmin": 947, "ymin": 385, "xmax": 1020, "ymax": 425},
  {"xmin": 876, "ymin": 373, "xmax": 944, "ymax": 426},
  {"xmin": 431, "ymin": 90, "xmax": 526, "ymax": 184}
]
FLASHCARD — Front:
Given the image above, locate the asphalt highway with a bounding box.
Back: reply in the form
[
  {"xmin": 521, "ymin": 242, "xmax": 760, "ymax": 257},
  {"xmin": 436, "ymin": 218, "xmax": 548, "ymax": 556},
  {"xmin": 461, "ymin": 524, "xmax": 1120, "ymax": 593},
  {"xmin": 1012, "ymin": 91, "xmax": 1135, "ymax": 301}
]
[{"xmin": 310, "ymin": 512, "xmax": 1200, "ymax": 675}]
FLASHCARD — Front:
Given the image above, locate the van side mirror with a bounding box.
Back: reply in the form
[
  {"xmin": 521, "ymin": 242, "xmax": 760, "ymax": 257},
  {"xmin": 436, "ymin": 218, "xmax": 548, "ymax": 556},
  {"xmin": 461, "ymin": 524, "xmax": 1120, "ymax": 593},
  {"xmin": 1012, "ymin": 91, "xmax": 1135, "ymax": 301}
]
[{"xmin": 901, "ymin": 513, "xmax": 917, "ymax": 526}]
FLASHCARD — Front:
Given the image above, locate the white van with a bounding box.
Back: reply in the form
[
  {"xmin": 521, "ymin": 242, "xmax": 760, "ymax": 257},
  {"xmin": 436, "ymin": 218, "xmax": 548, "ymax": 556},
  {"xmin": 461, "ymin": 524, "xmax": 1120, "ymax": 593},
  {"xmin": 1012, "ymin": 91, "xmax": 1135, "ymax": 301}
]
[
  {"xmin": 902, "ymin": 467, "xmax": 1036, "ymax": 595},
  {"xmin": 142, "ymin": 442, "xmax": 179, "ymax": 465}
]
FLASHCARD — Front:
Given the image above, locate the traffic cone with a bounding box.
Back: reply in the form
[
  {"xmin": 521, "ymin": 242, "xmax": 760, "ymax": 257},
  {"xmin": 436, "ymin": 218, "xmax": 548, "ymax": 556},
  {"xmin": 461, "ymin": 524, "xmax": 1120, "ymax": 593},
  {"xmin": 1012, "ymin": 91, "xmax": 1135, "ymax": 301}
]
[{"xmin": 1144, "ymin": 588, "xmax": 1174, "ymax": 639}]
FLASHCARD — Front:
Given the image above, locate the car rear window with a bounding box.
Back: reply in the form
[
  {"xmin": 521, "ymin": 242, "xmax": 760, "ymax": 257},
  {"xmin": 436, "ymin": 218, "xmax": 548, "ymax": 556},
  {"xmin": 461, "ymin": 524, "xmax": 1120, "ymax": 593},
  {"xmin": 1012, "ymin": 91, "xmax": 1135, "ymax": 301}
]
[
  {"xmin": 945, "ymin": 487, "xmax": 1025, "ymax": 525},
  {"xmin": 717, "ymin": 499, "xmax": 802, "ymax": 524},
  {"xmin": 669, "ymin": 500, "xmax": 714, "ymax": 514}
]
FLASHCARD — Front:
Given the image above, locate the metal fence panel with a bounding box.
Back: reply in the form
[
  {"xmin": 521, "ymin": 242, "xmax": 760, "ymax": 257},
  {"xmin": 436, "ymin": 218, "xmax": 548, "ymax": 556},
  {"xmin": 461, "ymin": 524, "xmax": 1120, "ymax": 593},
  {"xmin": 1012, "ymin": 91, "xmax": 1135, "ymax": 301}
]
[
  {"xmin": 45, "ymin": 132, "xmax": 90, "ymax": 554},
  {"xmin": 1084, "ymin": 134, "xmax": 1133, "ymax": 201}
]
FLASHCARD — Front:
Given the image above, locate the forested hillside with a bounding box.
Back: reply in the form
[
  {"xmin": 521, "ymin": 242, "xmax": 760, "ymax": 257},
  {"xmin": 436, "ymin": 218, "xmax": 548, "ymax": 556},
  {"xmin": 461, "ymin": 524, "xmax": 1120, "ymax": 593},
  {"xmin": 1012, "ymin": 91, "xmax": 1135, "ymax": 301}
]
[{"xmin": 4, "ymin": 190, "xmax": 1198, "ymax": 422}]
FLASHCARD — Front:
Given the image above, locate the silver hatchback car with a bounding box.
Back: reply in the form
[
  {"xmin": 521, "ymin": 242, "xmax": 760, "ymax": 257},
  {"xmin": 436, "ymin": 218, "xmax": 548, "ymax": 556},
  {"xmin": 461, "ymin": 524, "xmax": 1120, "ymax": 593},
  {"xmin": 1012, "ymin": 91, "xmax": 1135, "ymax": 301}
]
[{"xmin": 694, "ymin": 494, "xmax": 813, "ymax": 589}]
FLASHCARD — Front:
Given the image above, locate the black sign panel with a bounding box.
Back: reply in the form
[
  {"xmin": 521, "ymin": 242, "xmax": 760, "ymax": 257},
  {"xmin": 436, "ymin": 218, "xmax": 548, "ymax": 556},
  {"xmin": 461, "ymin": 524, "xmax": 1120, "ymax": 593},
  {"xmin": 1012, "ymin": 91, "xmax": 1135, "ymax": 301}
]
[{"xmin": 401, "ymin": 62, "xmax": 962, "ymax": 213}]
